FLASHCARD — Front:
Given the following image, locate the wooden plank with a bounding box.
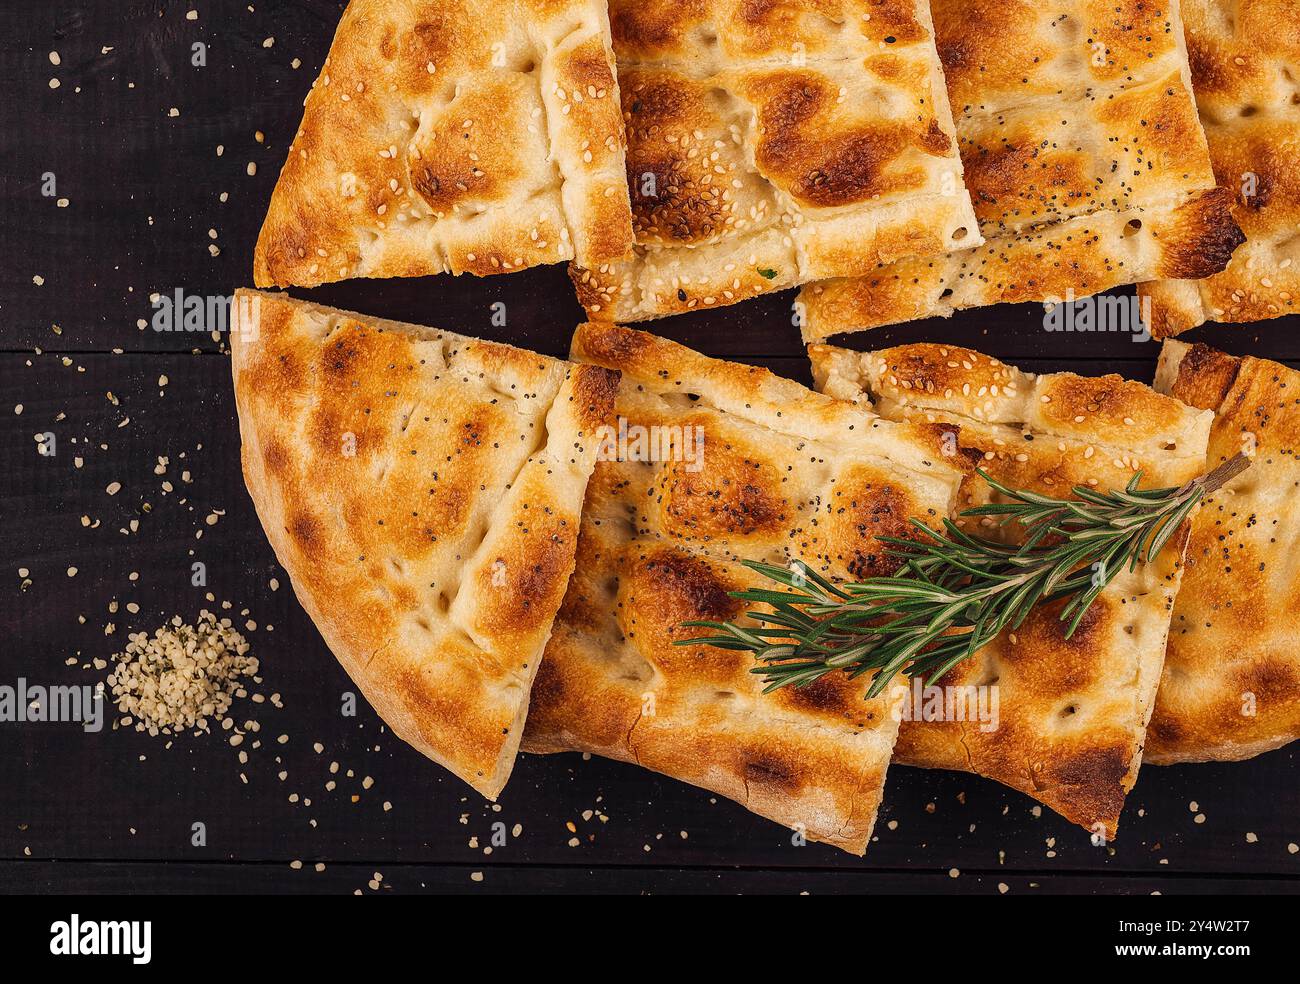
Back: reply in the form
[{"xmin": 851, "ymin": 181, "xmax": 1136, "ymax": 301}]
[{"xmin": 3, "ymin": 860, "xmax": 1297, "ymax": 895}]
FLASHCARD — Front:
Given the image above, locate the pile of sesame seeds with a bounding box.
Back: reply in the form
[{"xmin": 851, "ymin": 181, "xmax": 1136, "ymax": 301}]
[{"xmin": 107, "ymin": 611, "xmax": 258, "ymax": 736}]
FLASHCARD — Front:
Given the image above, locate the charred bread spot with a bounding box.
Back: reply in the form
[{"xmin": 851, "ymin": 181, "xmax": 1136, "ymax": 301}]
[
  {"xmin": 621, "ymin": 72, "xmax": 737, "ymax": 244},
  {"xmin": 961, "ymin": 138, "xmax": 1090, "ymax": 221},
  {"xmin": 1039, "ymin": 373, "xmax": 1183, "ymax": 437},
  {"xmin": 1155, "ymin": 186, "xmax": 1246, "ymax": 280},
  {"xmin": 1007, "ymin": 597, "xmax": 1112, "ymax": 695},
  {"xmin": 561, "ymin": 37, "xmax": 617, "ymax": 93},
  {"xmin": 794, "ymin": 128, "xmax": 922, "ymax": 207},
  {"xmin": 573, "ymin": 322, "xmax": 653, "ymax": 371},
  {"xmin": 620, "ymin": 546, "xmax": 749, "ymax": 677},
  {"xmin": 1234, "ymin": 656, "xmax": 1299, "ymax": 707},
  {"xmin": 829, "ymin": 476, "xmax": 919, "ymax": 579},
  {"xmin": 609, "ymin": 2, "xmax": 692, "ymax": 55},
  {"xmin": 958, "ymin": 444, "xmax": 986, "ymax": 469},
  {"xmin": 778, "ymin": 670, "xmax": 870, "ymax": 722},
  {"xmin": 260, "ymin": 438, "xmax": 290, "ymax": 477},
  {"xmin": 288, "ymin": 510, "xmax": 324, "ymax": 555},
  {"xmin": 1096, "ymin": 72, "xmax": 1207, "ymax": 166},
  {"xmin": 409, "ymin": 83, "xmax": 529, "ymax": 214},
  {"xmin": 879, "ymin": 345, "xmax": 989, "ymax": 395},
  {"xmin": 571, "ymin": 365, "xmax": 622, "ymax": 433},
  {"xmin": 751, "ymin": 72, "xmax": 925, "ymax": 208},
  {"xmin": 406, "ymin": 19, "xmax": 456, "ymax": 67},
  {"xmin": 1147, "ymin": 710, "xmax": 1184, "ymax": 746},
  {"xmin": 394, "ymin": 660, "xmax": 497, "ymax": 779},
  {"xmin": 1039, "ymin": 743, "xmax": 1131, "ymax": 830},
  {"xmin": 660, "ymin": 449, "xmax": 787, "ymax": 540},
  {"xmin": 644, "ymin": 549, "xmax": 741, "ymax": 624},
  {"xmin": 910, "ymin": 420, "xmax": 974, "ymax": 470},
  {"xmin": 742, "ymin": 753, "xmax": 801, "ymax": 794},
  {"xmin": 1088, "ymin": 0, "xmax": 1171, "ymax": 71},
  {"xmin": 1167, "ymin": 342, "xmax": 1241, "ymax": 410},
  {"xmin": 568, "ymin": 264, "xmax": 614, "ymax": 317},
  {"xmin": 323, "ymin": 330, "xmax": 367, "ymax": 380},
  {"xmin": 479, "ymin": 514, "xmax": 579, "ymax": 639},
  {"xmin": 1184, "ymin": 33, "xmax": 1223, "ymax": 92},
  {"xmin": 859, "ymin": 0, "xmax": 928, "ymax": 45}
]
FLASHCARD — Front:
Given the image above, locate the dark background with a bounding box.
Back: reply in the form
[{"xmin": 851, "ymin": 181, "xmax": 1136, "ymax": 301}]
[{"xmin": 1, "ymin": 0, "xmax": 1297, "ymax": 895}]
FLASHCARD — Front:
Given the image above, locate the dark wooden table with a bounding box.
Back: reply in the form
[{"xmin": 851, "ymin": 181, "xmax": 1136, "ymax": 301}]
[{"xmin": 3, "ymin": 0, "xmax": 1298, "ymax": 895}]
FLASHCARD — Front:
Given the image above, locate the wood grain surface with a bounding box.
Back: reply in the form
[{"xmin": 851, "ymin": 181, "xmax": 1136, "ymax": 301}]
[{"xmin": 2, "ymin": 0, "xmax": 1298, "ymax": 894}]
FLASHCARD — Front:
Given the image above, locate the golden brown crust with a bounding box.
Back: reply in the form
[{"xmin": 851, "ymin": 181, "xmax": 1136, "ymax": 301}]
[
  {"xmin": 1147, "ymin": 340, "xmax": 1300, "ymax": 762},
  {"xmin": 570, "ymin": 0, "xmax": 980, "ymax": 321},
  {"xmin": 523, "ymin": 323, "xmax": 966, "ymax": 854},
  {"xmin": 230, "ymin": 290, "xmax": 616, "ymax": 797},
  {"xmin": 253, "ymin": 0, "xmax": 633, "ymax": 288},
  {"xmin": 1139, "ymin": 0, "xmax": 1300, "ymax": 334},
  {"xmin": 810, "ymin": 342, "xmax": 1213, "ymax": 836},
  {"xmin": 799, "ymin": 0, "xmax": 1245, "ymax": 340}
]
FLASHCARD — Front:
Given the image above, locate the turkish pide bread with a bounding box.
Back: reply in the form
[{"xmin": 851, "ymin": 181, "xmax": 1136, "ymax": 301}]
[
  {"xmin": 1146, "ymin": 341, "xmax": 1300, "ymax": 762},
  {"xmin": 570, "ymin": 0, "xmax": 981, "ymax": 322},
  {"xmin": 800, "ymin": 0, "xmax": 1246, "ymax": 341},
  {"xmin": 1139, "ymin": 0, "xmax": 1300, "ymax": 334},
  {"xmin": 810, "ymin": 343, "xmax": 1213, "ymax": 837},
  {"xmin": 522, "ymin": 323, "xmax": 965, "ymax": 854},
  {"xmin": 253, "ymin": 0, "xmax": 633, "ymax": 288},
  {"xmin": 230, "ymin": 290, "xmax": 618, "ymax": 798}
]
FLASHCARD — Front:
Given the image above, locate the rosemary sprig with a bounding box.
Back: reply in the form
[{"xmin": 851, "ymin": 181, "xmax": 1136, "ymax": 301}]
[{"xmin": 679, "ymin": 453, "xmax": 1250, "ymax": 699}]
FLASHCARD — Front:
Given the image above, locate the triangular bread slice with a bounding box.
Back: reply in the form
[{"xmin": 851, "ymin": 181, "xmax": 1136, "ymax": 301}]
[
  {"xmin": 522, "ymin": 323, "xmax": 965, "ymax": 854},
  {"xmin": 1147, "ymin": 341, "xmax": 1300, "ymax": 761},
  {"xmin": 254, "ymin": 0, "xmax": 633, "ymax": 287},
  {"xmin": 230, "ymin": 290, "xmax": 618, "ymax": 797},
  {"xmin": 810, "ymin": 342, "xmax": 1212, "ymax": 838}
]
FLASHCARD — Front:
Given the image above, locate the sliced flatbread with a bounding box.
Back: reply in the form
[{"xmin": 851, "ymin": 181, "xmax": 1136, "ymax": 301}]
[
  {"xmin": 230, "ymin": 289, "xmax": 618, "ymax": 797},
  {"xmin": 254, "ymin": 0, "xmax": 633, "ymax": 287},
  {"xmin": 1147, "ymin": 341, "xmax": 1300, "ymax": 761},
  {"xmin": 810, "ymin": 342, "xmax": 1213, "ymax": 837},
  {"xmin": 1139, "ymin": 0, "xmax": 1300, "ymax": 334},
  {"xmin": 522, "ymin": 323, "xmax": 965, "ymax": 853},
  {"xmin": 800, "ymin": 0, "xmax": 1245, "ymax": 341},
  {"xmin": 570, "ymin": 0, "xmax": 980, "ymax": 321}
]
